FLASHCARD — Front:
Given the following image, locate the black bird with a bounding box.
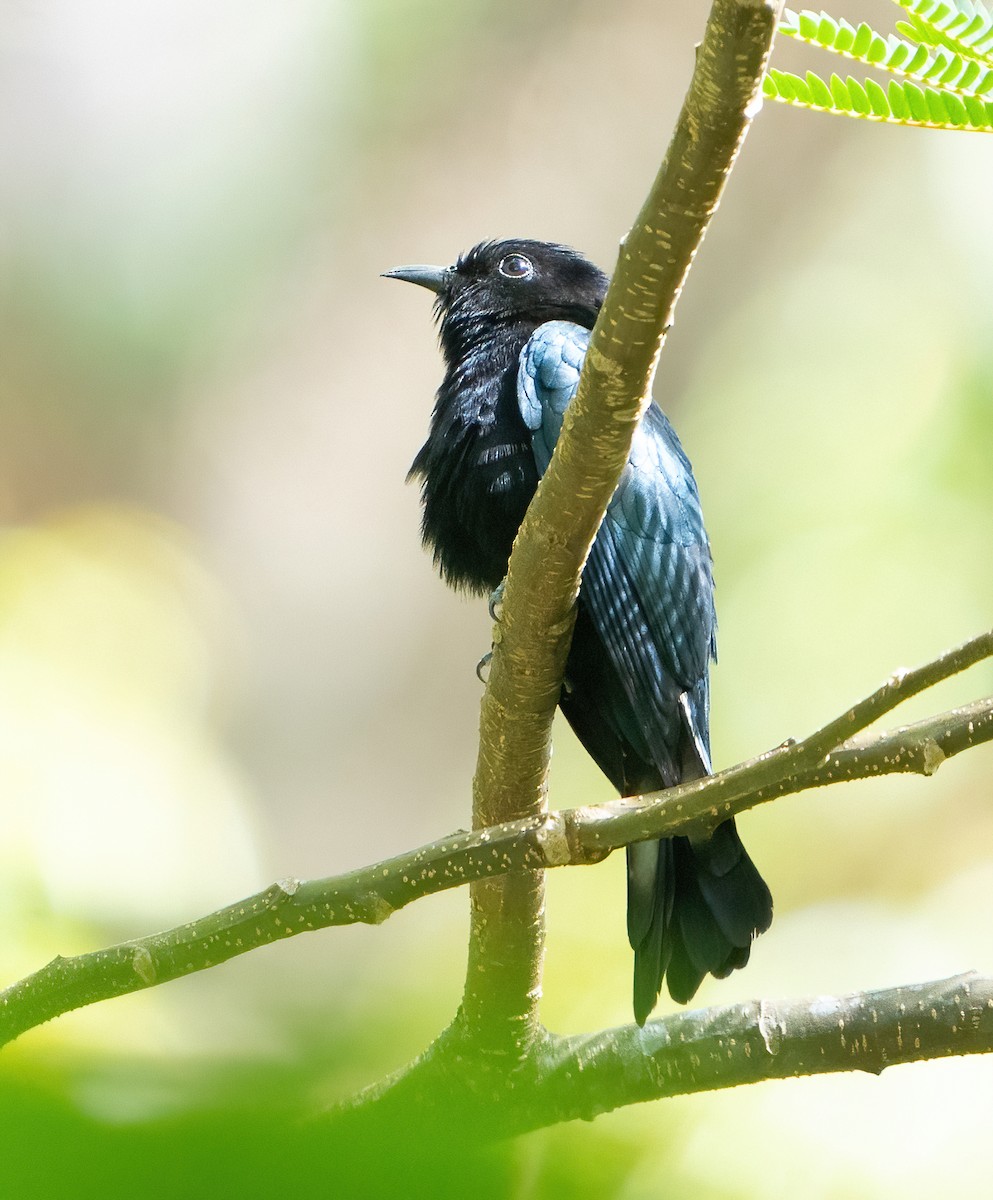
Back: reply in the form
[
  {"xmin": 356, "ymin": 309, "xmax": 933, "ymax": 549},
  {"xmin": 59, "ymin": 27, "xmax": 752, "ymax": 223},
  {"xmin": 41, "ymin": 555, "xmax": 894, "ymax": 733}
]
[{"xmin": 385, "ymin": 239, "xmax": 772, "ymax": 1023}]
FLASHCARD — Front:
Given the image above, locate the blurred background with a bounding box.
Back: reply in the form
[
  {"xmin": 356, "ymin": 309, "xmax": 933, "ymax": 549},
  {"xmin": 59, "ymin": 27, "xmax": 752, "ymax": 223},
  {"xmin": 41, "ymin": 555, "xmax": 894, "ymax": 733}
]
[{"xmin": 2, "ymin": 0, "xmax": 992, "ymax": 1194}]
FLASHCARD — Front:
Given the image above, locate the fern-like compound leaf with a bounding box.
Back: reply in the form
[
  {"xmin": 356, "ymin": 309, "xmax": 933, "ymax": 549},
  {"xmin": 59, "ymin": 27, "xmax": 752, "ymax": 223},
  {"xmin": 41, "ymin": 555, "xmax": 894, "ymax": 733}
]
[
  {"xmin": 763, "ymin": 66, "xmax": 993, "ymax": 129},
  {"xmin": 780, "ymin": 8, "xmax": 993, "ymax": 95},
  {"xmin": 892, "ymin": 0, "xmax": 993, "ymax": 67}
]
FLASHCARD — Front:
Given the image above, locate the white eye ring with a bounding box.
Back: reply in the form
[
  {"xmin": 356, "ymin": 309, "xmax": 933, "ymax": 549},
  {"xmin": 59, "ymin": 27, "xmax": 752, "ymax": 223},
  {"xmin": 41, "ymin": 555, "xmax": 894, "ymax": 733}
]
[{"xmin": 498, "ymin": 253, "xmax": 534, "ymax": 280}]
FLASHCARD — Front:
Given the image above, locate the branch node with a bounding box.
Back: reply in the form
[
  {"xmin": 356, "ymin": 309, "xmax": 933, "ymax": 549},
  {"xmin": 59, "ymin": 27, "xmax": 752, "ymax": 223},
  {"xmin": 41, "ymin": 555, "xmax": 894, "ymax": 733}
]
[
  {"xmin": 757, "ymin": 999, "xmax": 784, "ymax": 1055},
  {"xmin": 536, "ymin": 811, "xmax": 572, "ymax": 866},
  {"xmin": 890, "ymin": 666, "xmax": 910, "ymax": 688},
  {"xmin": 356, "ymin": 893, "xmax": 395, "ymax": 925},
  {"xmin": 131, "ymin": 946, "xmax": 156, "ymax": 986},
  {"xmin": 569, "ymin": 802, "xmax": 623, "ymax": 854},
  {"xmin": 921, "ymin": 738, "xmax": 946, "ymax": 776}
]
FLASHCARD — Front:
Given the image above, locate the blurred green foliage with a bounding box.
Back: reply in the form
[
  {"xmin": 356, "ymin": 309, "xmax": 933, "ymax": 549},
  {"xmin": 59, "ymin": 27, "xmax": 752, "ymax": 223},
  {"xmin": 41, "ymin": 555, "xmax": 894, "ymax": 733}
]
[{"xmin": 1, "ymin": 1, "xmax": 991, "ymax": 1196}]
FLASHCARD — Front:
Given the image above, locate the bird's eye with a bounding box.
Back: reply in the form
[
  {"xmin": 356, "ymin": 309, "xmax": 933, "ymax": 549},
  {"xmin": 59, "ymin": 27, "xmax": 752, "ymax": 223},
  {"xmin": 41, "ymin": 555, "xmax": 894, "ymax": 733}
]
[{"xmin": 498, "ymin": 253, "xmax": 534, "ymax": 280}]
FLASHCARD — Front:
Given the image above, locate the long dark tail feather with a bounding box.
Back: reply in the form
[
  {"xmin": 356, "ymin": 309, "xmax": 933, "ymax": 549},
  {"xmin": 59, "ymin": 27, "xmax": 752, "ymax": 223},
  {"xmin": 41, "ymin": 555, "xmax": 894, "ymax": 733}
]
[
  {"xmin": 628, "ymin": 821, "xmax": 773, "ymax": 1024},
  {"xmin": 628, "ymin": 839, "xmax": 673, "ymax": 1023}
]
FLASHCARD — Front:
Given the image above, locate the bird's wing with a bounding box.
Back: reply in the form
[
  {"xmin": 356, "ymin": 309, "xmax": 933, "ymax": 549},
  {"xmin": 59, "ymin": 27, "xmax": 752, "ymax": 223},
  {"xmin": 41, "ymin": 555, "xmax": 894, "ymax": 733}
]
[
  {"xmin": 517, "ymin": 320, "xmax": 588, "ymax": 474},
  {"xmin": 518, "ymin": 321, "xmax": 717, "ymax": 778}
]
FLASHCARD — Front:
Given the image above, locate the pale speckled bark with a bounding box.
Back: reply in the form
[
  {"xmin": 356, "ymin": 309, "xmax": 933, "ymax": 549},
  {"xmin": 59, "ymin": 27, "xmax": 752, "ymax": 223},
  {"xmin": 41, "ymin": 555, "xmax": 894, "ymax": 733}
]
[
  {"xmin": 325, "ymin": 972, "xmax": 993, "ymax": 1144},
  {"xmin": 492, "ymin": 971, "xmax": 993, "ymax": 1136}
]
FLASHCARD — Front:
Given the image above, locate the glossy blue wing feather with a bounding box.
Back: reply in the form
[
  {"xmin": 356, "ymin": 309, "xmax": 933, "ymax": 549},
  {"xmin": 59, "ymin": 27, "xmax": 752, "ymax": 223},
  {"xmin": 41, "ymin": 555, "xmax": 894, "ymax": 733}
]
[
  {"xmin": 517, "ymin": 320, "xmax": 717, "ymax": 771},
  {"xmin": 517, "ymin": 320, "xmax": 586, "ymax": 473}
]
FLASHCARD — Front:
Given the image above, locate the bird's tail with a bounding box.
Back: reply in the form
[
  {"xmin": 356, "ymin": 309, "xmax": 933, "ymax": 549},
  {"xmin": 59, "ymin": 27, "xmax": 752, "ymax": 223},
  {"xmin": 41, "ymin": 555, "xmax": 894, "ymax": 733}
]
[{"xmin": 627, "ymin": 820, "xmax": 773, "ymax": 1025}]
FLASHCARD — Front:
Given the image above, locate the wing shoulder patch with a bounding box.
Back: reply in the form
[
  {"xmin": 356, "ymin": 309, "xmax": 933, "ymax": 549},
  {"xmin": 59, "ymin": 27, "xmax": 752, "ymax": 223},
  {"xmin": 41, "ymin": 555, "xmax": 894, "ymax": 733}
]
[{"xmin": 517, "ymin": 321, "xmax": 590, "ymax": 434}]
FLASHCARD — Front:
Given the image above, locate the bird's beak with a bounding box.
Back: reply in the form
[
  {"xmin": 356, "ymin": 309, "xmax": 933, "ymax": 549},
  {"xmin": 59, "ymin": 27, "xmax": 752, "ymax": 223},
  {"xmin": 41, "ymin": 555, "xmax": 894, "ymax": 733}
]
[{"xmin": 381, "ymin": 263, "xmax": 451, "ymax": 294}]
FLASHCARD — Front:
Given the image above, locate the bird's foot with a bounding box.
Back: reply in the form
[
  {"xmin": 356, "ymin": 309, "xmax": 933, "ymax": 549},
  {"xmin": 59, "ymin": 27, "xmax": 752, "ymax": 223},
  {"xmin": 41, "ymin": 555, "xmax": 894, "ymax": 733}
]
[
  {"xmin": 477, "ymin": 580, "xmax": 506, "ymax": 682},
  {"xmin": 488, "ymin": 579, "xmax": 506, "ymax": 623}
]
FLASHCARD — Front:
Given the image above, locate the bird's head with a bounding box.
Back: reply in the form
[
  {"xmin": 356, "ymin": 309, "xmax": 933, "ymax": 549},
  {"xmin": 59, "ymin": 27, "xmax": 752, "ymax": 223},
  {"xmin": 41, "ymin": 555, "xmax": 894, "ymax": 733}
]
[{"xmin": 384, "ymin": 239, "xmax": 608, "ymax": 355}]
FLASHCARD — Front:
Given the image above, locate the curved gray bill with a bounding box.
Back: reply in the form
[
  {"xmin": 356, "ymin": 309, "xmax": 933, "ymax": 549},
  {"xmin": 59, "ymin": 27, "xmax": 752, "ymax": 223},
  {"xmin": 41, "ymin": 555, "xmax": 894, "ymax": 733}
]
[{"xmin": 381, "ymin": 263, "xmax": 450, "ymax": 293}]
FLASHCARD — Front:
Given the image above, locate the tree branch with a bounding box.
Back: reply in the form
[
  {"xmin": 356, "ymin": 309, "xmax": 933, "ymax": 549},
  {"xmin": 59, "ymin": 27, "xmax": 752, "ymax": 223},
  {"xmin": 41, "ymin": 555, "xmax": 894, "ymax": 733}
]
[
  {"xmin": 794, "ymin": 628, "xmax": 993, "ymax": 761},
  {"xmin": 2, "ymin": 630, "xmax": 989, "ymax": 1050},
  {"xmin": 582, "ymin": 627, "xmax": 993, "ymax": 853},
  {"xmin": 461, "ymin": 0, "xmax": 783, "ymax": 1051},
  {"xmin": 493, "ymin": 971, "xmax": 993, "ymax": 1137},
  {"xmin": 322, "ymin": 971, "xmax": 993, "ymax": 1146}
]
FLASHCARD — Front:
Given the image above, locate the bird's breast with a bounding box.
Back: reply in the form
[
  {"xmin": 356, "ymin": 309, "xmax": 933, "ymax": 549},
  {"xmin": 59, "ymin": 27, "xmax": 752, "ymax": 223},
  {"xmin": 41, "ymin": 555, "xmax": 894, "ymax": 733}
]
[{"xmin": 413, "ymin": 358, "xmax": 539, "ymax": 593}]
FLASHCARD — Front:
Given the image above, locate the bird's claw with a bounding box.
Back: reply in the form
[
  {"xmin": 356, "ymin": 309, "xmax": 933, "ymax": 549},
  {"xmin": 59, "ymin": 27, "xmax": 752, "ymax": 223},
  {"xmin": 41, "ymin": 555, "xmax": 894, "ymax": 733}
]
[
  {"xmin": 476, "ymin": 651, "xmax": 492, "ymax": 683},
  {"xmin": 488, "ymin": 579, "xmax": 506, "ymax": 623}
]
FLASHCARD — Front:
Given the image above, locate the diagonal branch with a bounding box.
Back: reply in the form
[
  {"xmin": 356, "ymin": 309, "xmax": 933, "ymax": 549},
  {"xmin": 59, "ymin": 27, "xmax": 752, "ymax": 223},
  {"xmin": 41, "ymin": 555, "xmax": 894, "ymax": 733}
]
[
  {"xmin": 794, "ymin": 629, "xmax": 993, "ymax": 761},
  {"xmin": 2, "ymin": 631, "xmax": 989, "ymax": 1050},
  {"xmin": 462, "ymin": 0, "xmax": 784, "ymax": 1050},
  {"xmin": 582, "ymin": 627, "xmax": 993, "ymax": 852},
  {"xmin": 750, "ymin": 694, "xmax": 993, "ymax": 805}
]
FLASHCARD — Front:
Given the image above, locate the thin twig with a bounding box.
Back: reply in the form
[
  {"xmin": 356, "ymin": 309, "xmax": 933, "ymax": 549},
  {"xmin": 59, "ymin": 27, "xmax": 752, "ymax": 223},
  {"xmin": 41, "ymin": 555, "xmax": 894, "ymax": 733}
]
[
  {"xmin": 794, "ymin": 630, "xmax": 993, "ymax": 762},
  {"xmin": 585, "ymin": 628, "xmax": 993, "ymax": 849}
]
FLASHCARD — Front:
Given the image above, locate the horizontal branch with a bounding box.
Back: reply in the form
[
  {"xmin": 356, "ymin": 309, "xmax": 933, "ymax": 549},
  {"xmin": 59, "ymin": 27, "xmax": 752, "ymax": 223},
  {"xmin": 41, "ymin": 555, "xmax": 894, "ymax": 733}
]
[
  {"xmin": 1, "ymin": 631, "xmax": 990, "ymax": 1048},
  {"xmin": 323, "ymin": 969, "xmax": 993, "ymax": 1144},
  {"xmin": 505, "ymin": 971, "xmax": 993, "ymax": 1136}
]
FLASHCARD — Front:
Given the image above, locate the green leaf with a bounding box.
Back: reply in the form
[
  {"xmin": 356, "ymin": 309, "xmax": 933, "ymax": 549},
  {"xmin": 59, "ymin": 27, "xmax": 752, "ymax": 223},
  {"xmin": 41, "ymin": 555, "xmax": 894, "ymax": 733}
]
[
  {"xmin": 937, "ymin": 54, "xmax": 963, "ymax": 83},
  {"xmin": 888, "ymin": 40, "xmax": 912, "ymax": 67},
  {"xmin": 797, "ymin": 9, "xmax": 819, "ymax": 39},
  {"xmin": 959, "ymin": 59, "xmax": 982, "ymax": 88},
  {"xmin": 941, "ymin": 89, "xmax": 969, "ymax": 123},
  {"xmin": 902, "ymin": 15, "xmax": 942, "ymax": 47},
  {"xmin": 894, "ymin": 0, "xmax": 993, "ymax": 66},
  {"xmin": 774, "ymin": 6, "xmax": 993, "ymax": 100},
  {"xmin": 768, "ymin": 69, "xmax": 800, "ymax": 100},
  {"xmin": 904, "ymin": 80, "xmax": 931, "ymax": 120},
  {"xmin": 847, "ymin": 76, "xmax": 871, "ymax": 114},
  {"xmin": 792, "ymin": 73, "xmax": 815, "ymax": 104},
  {"xmin": 762, "ymin": 51, "xmax": 993, "ymax": 130},
  {"xmin": 866, "ymin": 32, "xmax": 889, "ymax": 62},
  {"xmin": 854, "ymin": 23, "xmax": 876, "ymax": 57},
  {"xmin": 834, "ymin": 21, "xmax": 856, "ymax": 52},
  {"xmin": 807, "ymin": 70, "xmax": 835, "ymax": 107},
  {"xmin": 921, "ymin": 50, "xmax": 950, "ymax": 80},
  {"xmin": 888, "ymin": 77, "xmax": 912, "ymax": 118},
  {"xmin": 964, "ymin": 92, "xmax": 989, "ymax": 122},
  {"xmin": 830, "ymin": 72, "xmax": 853, "ymax": 109},
  {"xmin": 926, "ymin": 88, "xmax": 950, "ymax": 121},
  {"xmin": 907, "ymin": 43, "xmax": 931, "ymax": 72},
  {"xmin": 958, "ymin": 13, "xmax": 987, "ymax": 42},
  {"xmin": 865, "ymin": 77, "xmax": 891, "ymax": 115}
]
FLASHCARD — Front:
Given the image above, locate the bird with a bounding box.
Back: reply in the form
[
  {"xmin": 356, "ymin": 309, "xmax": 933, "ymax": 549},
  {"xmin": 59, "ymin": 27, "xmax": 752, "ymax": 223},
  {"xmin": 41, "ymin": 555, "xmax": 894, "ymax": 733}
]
[{"xmin": 384, "ymin": 238, "xmax": 772, "ymax": 1024}]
